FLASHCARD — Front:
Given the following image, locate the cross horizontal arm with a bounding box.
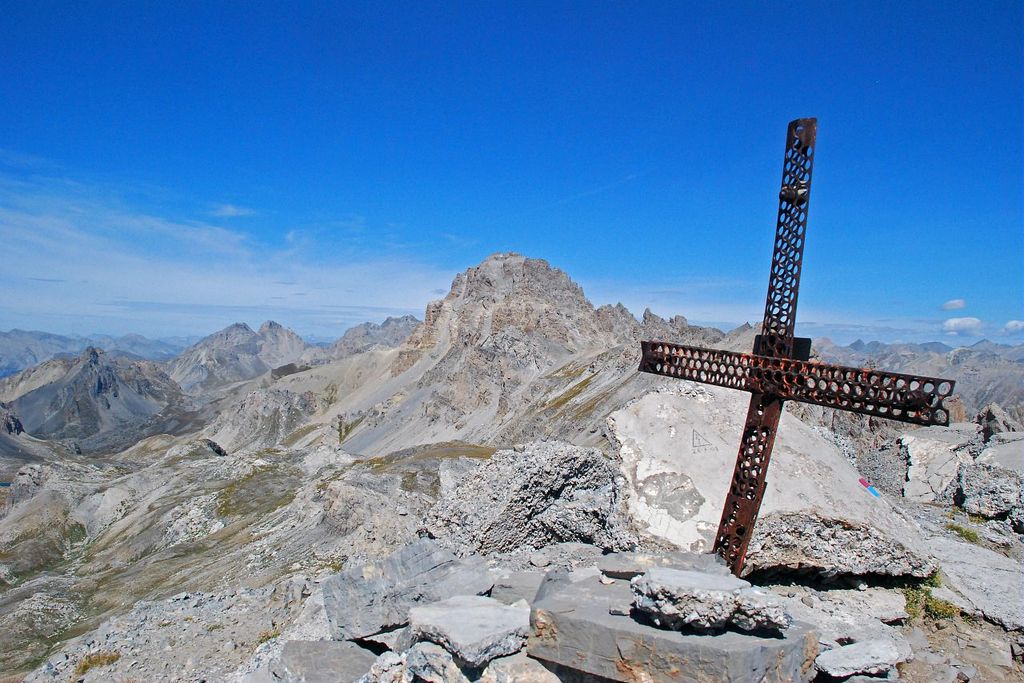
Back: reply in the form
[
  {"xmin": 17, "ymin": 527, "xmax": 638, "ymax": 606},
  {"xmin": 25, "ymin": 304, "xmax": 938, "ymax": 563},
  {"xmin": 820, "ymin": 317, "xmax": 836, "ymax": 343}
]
[{"xmin": 640, "ymin": 341, "xmax": 956, "ymax": 426}]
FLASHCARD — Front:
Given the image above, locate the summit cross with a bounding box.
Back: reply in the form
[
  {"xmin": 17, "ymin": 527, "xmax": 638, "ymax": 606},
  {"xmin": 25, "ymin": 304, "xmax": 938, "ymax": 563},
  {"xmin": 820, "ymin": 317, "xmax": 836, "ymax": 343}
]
[{"xmin": 638, "ymin": 118, "xmax": 956, "ymax": 576}]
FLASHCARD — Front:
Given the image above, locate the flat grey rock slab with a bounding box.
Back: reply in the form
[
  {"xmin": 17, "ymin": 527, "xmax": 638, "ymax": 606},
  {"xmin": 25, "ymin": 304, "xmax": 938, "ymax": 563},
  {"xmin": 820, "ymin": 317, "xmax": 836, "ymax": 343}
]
[
  {"xmin": 533, "ymin": 566, "xmax": 601, "ymax": 602},
  {"xmin": 527, "ymin": 575, "xmax": 818, "ymax": 682},
  {"xmin": 322, "ymin": 538, "xmax": 493, "ymax": 639},
  {"xmin": 923, "ymin": 534, "xmax": 1024, "ymax": 630},
  {"xmin": 489, "ymin": 570, "xmax": 545, "ymax": 605},
  {"xmin": 815, "ymin": 638, "xmax": 905, "ymax": 678},
  {"xmin": 410, "ymin": 595, "xmax": 531, "ymax": 668},
  {"xmin": 597, "ymin": 551, "xmax": 730, "ymax": 579},
  {"xmin": 632, "ymin": 568, "xmax": 792, "ymax": 633},
  {"xmin": 273, "ymin": 640, "xmax": 378, "ymax": 683}
]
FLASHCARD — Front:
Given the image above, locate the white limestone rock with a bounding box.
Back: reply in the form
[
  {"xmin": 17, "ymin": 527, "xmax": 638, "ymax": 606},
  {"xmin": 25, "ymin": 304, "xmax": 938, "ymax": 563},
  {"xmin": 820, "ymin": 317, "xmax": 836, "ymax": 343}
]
[
  {"xmin": 608, "ymin": 385, "xmax": 935, "ymax": 577},
  {"xmin": 815, "ymin": 638, "xmax": 905, "ymax": 678},
  {"xmin": 899, "ymin": 425, "xmax": 977, "ymax": 502}
]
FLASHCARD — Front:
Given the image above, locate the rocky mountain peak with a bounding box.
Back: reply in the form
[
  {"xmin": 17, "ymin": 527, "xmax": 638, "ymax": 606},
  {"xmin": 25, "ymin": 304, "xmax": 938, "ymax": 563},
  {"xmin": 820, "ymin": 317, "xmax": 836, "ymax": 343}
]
[
  {"xmin": 169, "ymin": 321, "xmax": 307, "ymax": 395},
  {"xmin": 79, "ymin": 346, "xmax": 102, "ymax": 363},
  {"xmin": 394, "ymin": 253, "xmax": 618, "ymax": 375}
]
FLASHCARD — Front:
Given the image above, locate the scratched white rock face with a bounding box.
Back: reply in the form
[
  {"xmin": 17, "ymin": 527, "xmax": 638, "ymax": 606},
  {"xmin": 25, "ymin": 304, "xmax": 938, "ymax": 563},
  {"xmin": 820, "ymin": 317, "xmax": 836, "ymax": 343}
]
[{"xmin": 607, "ymin": 385, "xmax": 935, "ymax": 577}]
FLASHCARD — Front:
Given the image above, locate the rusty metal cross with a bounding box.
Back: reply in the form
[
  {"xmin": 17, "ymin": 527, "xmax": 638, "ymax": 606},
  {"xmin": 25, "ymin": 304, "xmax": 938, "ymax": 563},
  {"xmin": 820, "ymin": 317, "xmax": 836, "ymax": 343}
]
[{"xmin": 638, "ymin": 118, "xmax": 956, "ymax": 576}]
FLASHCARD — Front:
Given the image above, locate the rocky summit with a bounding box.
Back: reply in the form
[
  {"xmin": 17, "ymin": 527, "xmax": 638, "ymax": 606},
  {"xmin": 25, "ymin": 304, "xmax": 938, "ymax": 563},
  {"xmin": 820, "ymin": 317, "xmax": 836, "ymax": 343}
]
[{"xmin": 0, "ymin": 253, "xmax": 1022, "ymax": 682}]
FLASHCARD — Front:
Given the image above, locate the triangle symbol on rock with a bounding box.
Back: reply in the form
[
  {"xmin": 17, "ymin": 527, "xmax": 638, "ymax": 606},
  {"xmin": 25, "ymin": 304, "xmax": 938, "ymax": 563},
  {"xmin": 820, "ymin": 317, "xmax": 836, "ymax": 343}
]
[{"xmin": 692, "ymin": 429, "xmax": 712, "ymax": 448}]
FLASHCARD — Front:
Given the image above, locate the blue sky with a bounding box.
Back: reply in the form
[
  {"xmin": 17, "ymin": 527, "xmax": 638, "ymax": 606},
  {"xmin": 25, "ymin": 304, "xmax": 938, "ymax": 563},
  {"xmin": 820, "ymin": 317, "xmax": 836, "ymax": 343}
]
[{"xmin": 1, "ymin": 2, "xmax": 1021, "ymax": 344}]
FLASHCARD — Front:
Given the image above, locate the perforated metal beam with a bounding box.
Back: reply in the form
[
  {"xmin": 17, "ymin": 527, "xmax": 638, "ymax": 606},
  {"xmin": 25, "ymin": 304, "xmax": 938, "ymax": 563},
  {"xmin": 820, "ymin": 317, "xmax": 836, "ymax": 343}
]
[
  {"xmin": 714, "ymin": 393, "xmax": 783, "ymax": 572},
  {"xmin": 760, "ymin": 118, "xmax": 816, "ymax": 360},
  {"xmin": 640, "ymin": 341, "xmax": 956, "ymax": 427}
]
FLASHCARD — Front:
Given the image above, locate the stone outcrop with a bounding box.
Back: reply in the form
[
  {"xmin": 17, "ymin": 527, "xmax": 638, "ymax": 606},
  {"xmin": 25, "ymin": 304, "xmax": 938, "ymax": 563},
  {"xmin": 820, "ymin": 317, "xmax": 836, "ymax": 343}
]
[
  {"xmin": 608, "ymin": 385, "xmax": 935, "ymax": 577},
  {"xmin": 956, "ymin": 462, "xmax": 1023, "ymax": 520},
  {"xmin": 321, "ymin": 539, "xmax": 493, "ymax": 641},
  {"xmin": 426, "ymin": 441, "xmax": 638, "ymax": 555},
  {"xmin": 204, "ymin": 388, "xmax": 317, "ymax": 452},
  {"xmin": 975, "ymin": 402, "xmax": 1022, "ymax": 442}
]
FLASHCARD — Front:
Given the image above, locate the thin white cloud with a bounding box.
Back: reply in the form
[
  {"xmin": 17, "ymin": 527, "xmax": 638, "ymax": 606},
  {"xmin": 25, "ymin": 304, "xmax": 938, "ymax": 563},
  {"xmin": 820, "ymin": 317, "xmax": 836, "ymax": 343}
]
[
  {"xmin": 0, "ymin": 171, "xmax": 454, "ymax": 338},
  {"xmin": 210, "ymin": 203, "xmax": 256, "ymax": 217},
  {"xmin": 941, "ymin": 298, "xmax": 966, "ymax": 310},
  {"xmin": 942, "ymin": 317, "xmax": 983, "ymax": 335},
  {"xmin": 1004, "ymin": 320, "xmax": 1024, "ymax": 334}
]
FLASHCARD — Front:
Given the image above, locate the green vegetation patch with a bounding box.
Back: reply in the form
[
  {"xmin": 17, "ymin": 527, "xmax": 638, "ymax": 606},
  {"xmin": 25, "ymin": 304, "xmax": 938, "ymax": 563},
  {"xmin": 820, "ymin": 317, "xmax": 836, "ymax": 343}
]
[
  {"xmin": 945, "ymin": 523, "xmax": 981, "ymax": 544},
  {"xmin": 281, "ymin": 422, "xmax": 320, "ymax": 448},
  {"xmin": 255, "ymin": 628, "xmax": 280, "ymax": 646},
  {"xmin": 337, "ymin": 415, "xmax": 365, "ymax": 444},
  {"xmin": 548, "ymin": 361, "xmax": 589, "ymax": 380},
  {"xmin": 74, "ymin": 651, "xmax": 121, "ymax": 676},
  {"xmin": 543, "ymin": 375, "xmax": 595, "ymax": 412},
  {"xmin": 901, "ymin": 571, "xmax": 959, "ymax": 622},
  {"xmin": 215, "ymin": 464, "xmax": 300, "ymax": 519}
]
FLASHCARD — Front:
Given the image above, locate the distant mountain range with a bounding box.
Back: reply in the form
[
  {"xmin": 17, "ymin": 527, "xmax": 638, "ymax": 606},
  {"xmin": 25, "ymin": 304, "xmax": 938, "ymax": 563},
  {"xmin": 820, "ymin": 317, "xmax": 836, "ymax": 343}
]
[
  {"xmin": 0, "ymin": 254, "xmax": 1021, "ymax": 459},
  {"xmin": 0, "ymin": 330, "xmax": 195, "ymax": 377}
]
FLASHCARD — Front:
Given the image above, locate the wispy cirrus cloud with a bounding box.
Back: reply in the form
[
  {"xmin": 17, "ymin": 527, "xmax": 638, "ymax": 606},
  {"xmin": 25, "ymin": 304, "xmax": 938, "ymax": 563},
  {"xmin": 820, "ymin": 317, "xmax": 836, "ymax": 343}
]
[
  {"xmin": 210, "ymin": 203, "xmax": 256, "ymax": 218},
  {"xmin": 0, "ymin": 170, "xmax": 454, "ymax": 339}
]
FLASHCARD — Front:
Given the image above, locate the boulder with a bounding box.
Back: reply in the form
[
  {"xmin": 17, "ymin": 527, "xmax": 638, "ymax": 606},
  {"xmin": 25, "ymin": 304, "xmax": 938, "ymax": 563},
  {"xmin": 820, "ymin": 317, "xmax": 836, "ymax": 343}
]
[
  {"xmin": 489, "ymin": 570, "xmax": 545, "ymax": 605},
  {"xmin": 271, "ymin": 640, "xmax": 377, "ymax": 683},
  {"xmin": 404, "ymin": 642, "xmax": 470, "ymax": 683},
  {"xmin": 608, "ymin": 385, "xmax": 934, "ymax": 577},
  {"xmin": 480, "ymin": 652, "xmax": 559, "ymax": 683},
  {"xmin": 426, "ymin": 441, "xmax": 637, "ymax": 555},
  {"xmin": 956, "ymin": 462, "xmax": 1023, "ymax": 519},
  {"xmin": 976, "ymin": 431, "xmax": 1024, "ymax": 472},
  {"xmin": 975, "ymin": 403, "xmax": 1022, "ymax": 442},
  {"xmin": 528, "ymin": 574, "xmax": 818, "ymax": 682},
  {"xmin": 764, "ymin": 585, "xmax": 912, "ymax": 676},
  {"xmin": 631, "ymin": 568, "xmax": 791, "ymax": 633},
  {"xmin": 899, "ymin": 425, "xmax": 978, "ymax": 502},
  {"xmin": 357, "ymin": 652, "xmax": 406, "ymax": 683},
  {"xmin": 408, "ymin": 595, "xmax": 531, "ymax": 668},
  {"xmin": 321, "ymin": 539, "xmax": 493, "ymax": 640}
]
